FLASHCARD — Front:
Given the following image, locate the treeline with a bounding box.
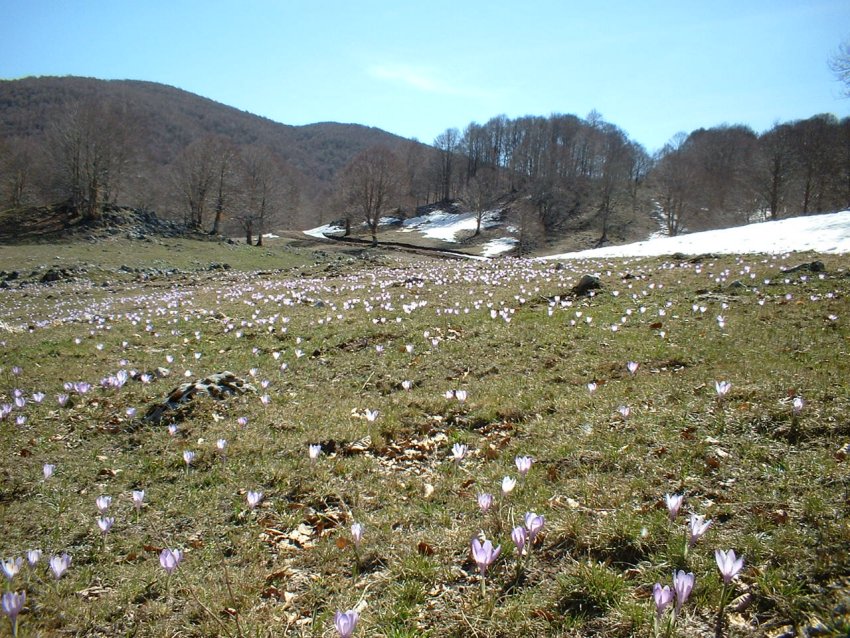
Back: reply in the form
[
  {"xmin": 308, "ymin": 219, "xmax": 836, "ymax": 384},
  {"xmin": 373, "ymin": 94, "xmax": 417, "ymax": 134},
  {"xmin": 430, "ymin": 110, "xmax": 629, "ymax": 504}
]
[{"xmin": 1, "ymin": 77, "xmax": 848, "ymax": 246}]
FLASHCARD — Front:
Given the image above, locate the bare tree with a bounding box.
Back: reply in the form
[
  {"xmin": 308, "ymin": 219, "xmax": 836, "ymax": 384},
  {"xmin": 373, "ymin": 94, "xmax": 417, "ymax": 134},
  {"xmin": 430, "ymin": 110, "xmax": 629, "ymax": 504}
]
[
  {"xmin": 433, "ymin": 128, "xmax": 460, "ymax": 202},
  {"xmin": 462, "ymin": 167, "xmax": 498, "ymax": 236},
  {"xmin": 830, "ymin": 39, "xmax": 850, "ymax": 96},
  {"xmin": 341, "ymin": 146, "xmax": 401, "ymax": 246},
  {"xmin": 0, "ymin": 137, "xmax": 38, "ymax": 208},
  {"xmin": 209, "ymin": 140, "xmax": 239, "ymax": 236},
  {"xmin": 172, "ymin": 136, "xmax": 219, "ymax": 230},
  {"xmin": 49, "ymin": 101, "xmax": 133, "ymax": 221},
  {"xmin": 234, "ymin": 146, "xmax": 297, "ymax": 246}
]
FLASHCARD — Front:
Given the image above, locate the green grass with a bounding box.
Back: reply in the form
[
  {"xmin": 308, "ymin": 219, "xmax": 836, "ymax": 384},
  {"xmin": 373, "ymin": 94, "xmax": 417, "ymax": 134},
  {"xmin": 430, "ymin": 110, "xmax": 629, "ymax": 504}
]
[{"xmin": 1, "ymin": 246, "xmax": 850, "ymax": 637}]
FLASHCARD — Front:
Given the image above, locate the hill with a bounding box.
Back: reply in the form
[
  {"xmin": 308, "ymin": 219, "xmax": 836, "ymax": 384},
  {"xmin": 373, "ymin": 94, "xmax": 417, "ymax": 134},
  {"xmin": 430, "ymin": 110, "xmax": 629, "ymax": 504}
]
[{"xmin": 0, "ymin": 76, "xmax": 427, "ymax": 229}]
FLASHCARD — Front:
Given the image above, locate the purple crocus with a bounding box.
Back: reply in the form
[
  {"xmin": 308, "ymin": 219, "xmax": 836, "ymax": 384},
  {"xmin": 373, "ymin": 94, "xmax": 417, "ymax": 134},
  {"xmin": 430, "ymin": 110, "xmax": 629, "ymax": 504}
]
[
  {"xmin": 350, "ymin": 522, "xmax": 363, "ymax": 548},
  {"xmin": 246, "ymin": 490, "xmax": 263, "ymax": 510},
  {"xmin": 688, "ymin": 513, "xmax": 711, "ymax": 547},
  {"xmin": 308, "ymin": 444, "xmax": 322, "ymax": 463},
  {"xmin": 511, "ymin": 526, "xmax": 527, "ymax": 556},
  {"xmin": 652, "ymin": 583, "xmax": 674, "ymax": 617},
  {"xmin": 1, "ymin": 558, "xmax": 22, "ymax": 581},
  {"xmin": 49, "ymin": 553, "xmax": 71, "ymax": 579},
  {"xmin": 159, "ymin": 548, "xmax": 182, "ymax": 575},
  {"xmin": 333, "ymin": 609, "xmax": 359, "ymax": 637},
  {"xmin": 43, "ymin": 464, "xmax": 55, "ymax": 480},
  {"xmin": 97, "ymin": 516, "xmax": 115, "ymax": 535},
  {"xmin": 132, "ymin": 490, "xmax": 145, "ymax": 511},
  {"xmin": 524, "ymin": 512, "xmax": 545, "ymax": 542},
  {"xmin": 1, "ymin": 590, "xmax": 25, "ymax": 633},
  {"xmin": 515, "ymin": 455, "xmax": 533, "ymax": 476},
  {"xmin": 627, "ymin": 361, "xmax": 639, "ymax": 375},
  {"xmin": 664, "ymin": 493, "xmax": 683, "ymax": 521},
  {"xmin": 477, "ymin": 493, "xmax": 493, "ymax": 513},
  {"xmin": 95, "ymin": 495, "xmax": 112, "ymax": 514},
  {"xmin": 715, "ymin": 549, "xmax": 744, "ymax": 584},
  {"xmin": 471, "ymin": 538, "xmax": 501, "ymax": 576},
  {"xmin": 673, "ymin": 570, "xmax": 695, "ymax": 613},
  {"xmin": 451, "ymin": 443, "xmax": 467, "ymax": 463}
]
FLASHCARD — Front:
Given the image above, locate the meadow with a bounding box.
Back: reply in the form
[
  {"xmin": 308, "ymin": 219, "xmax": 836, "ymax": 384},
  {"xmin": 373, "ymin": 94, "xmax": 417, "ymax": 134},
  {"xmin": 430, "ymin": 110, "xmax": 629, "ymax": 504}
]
[{"xmin": 1, "ymin": 237, "xmax": 849, "ymax": 637}]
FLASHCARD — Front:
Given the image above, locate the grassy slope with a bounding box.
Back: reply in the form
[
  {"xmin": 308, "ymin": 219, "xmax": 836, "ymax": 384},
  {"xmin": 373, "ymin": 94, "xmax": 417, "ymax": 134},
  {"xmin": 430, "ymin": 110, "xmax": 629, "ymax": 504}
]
[{"xmin": 1, "ymin": 242, "xmax": 849, "ymax": 637}]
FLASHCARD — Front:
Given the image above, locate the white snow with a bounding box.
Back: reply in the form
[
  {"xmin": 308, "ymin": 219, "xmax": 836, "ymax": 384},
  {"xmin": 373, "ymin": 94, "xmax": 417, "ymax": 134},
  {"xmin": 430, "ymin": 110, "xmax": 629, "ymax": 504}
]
[
  {"xmin": 542, "ymin": 211, "xmax": 850, "ymax": 260},
  {"xmin": 481, "ymin": 237, "xmax": 519, "ymax": 257},
  {"xmin": 399, "ymin": 209, "xmax": 502, "ymax": 242},
  {"xmin": 303, "ymin": 223, "xmax": 345, "ymax": 238}
]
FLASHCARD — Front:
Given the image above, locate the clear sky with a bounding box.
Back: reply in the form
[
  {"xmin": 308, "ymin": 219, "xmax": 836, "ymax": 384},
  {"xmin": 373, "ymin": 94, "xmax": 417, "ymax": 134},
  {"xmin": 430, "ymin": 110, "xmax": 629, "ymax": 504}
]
[{"xmin": 1, "ymin": 0, "xmax": 848, "ymax": 152}]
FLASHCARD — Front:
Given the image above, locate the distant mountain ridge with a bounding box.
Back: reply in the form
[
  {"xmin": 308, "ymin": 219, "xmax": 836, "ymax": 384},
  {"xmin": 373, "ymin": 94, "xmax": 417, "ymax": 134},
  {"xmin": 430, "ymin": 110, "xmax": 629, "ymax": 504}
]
[{"xmin": 0, "ymin": 76, "xmax": 424, "ymax": 227}]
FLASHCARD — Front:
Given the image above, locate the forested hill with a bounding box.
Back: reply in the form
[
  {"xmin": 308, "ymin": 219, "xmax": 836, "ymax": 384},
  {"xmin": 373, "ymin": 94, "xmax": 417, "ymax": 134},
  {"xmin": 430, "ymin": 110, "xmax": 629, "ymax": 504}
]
[{"xmin": 0, "ymin": 76, "xmax": 422, "ymax": 228}]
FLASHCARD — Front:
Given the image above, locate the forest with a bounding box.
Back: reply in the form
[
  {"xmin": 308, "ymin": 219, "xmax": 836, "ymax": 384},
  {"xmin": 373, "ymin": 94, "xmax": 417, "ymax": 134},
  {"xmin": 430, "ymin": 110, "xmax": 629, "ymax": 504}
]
[{"xmin": 1, "ymin": 77, "xmax": 849, "ymax": 248}]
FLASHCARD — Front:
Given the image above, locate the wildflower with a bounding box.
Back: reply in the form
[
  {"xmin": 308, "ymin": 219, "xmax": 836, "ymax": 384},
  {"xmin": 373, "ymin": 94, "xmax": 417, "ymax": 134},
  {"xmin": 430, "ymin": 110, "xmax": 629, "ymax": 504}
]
[
  {"xmin": 168, "ymin": 424, "xmax": 178, "ymax": 436},
  {"xmin": 673, "ymin": 570, "xmax": 695, "ymax": 613},
  {"xmin": 260, "ymin": 394, "xmax": 270, "ymax": 406},
  {"xmin": 477, "ymin": 493, "xmax": 493, "ymax": 513},
  {"xmin": 627, "ymin": 361, "xmax": 639, "ymax": 375},
  {"xmin": 444, "ymin": 390, "xmax": 455, "ymax": 400},
  {"xmin": 688, "ymin": 513, "xmax": 711, "ymax": 547},
  {"xmin": 1, "ymin": 590, "xmax": 25, "ymax": 632},
  {"xmin": 665, "ymin": 493, "xmax": 684, "ymax": 521},
  {"xmin": 57, "ymin": 393, "xmax": 69, "ymax": 407},
  {"xmin": 511, "ymin": 526, "xmax": 527, "ymax": 555},
  {"xmin": 350, "ymin": 522, "xmax": 363, "ymax": 548},
  {"xmin": 715, "ymin": 549, "xmax": 744, "ymax": 584},
  {"xmin": 216, "ymin": 439, "xmax": 228, "ymax": 452},
  {"xmin": 237, "ymin": 416, "xmax": 248, "ymax": 427},
  {"xmin": 1, "ymin": 558, "xmax": 22, "ymax": 581},
  {"xmin": 246, "ymin": 491, "xmax": 263, "ymax": 509},
  {"xmin": 182, "ymin": 450, "xmax": 195, "ymax": 466},
  {"xmin": 43, "ymin": 463, "xmax": 55, "ymax": 479},
  {"xmin": 618, "ymin": 405, "xmax": 630, "ymax": 419},
  {"xmin": 792, "ymin": 396, "xmax": 804, "ymax": 415},
  {"xmin": 587, "ymin": 382, "xmax": 597, "ymax": 394},
  {"xmin": 126, "ymin": 407, "xmax": 137, "ymax": 418},
  {"xmin": 652, "ymin": 583, "xmax": 674, "ymax": 617},
  {"xmin": 455, "ymin": 389, "xmax": 468, "ymax": 402},
  {"xmin": 524, "ymin": 512, "xmax": 545, "ymax": 542},
  {"xmin": 159, "ymin": 548, "xmax": 182, "ymax": 575},
  {"xmin": 49, "ymin": 553, "xmax": 71, "ymax": 579},
  {"xmin": 32, "ymin": 391, "xmax": 45, "ymax": 403},
  {"xmin": 401, "ymin": 380, "xmax": 412, "ymax": 391},
  {"xmin": 364, "ymin": 409, "xmax": 379, "ymax": 422},
  {"xmin": 515, "ymin": 455, "xmax": 533, "ymax": 476},
  {"xmin": 308, "ymin": 444, "xmax": 322, "ymax": 462},
  {"xmin": 95, "ymin": 495, "xmax": 112, "ymax": 513},
  {"xmin": 471, "ymin": 538, "xmax": 501, "ymax": 576},
  {"xmin": 97, "ymin": 516, "xmax": 115, "ymax": 535},
  {"xmin": 132, "ymin": 490, "xmax": 145, "ymax": 510},
  {"xmin": 715, "ymin": 380, "xmax": 731, "ymax": 397},
  {"xmin": 451, "ymin": 443, "xmax": 467, "ymax": 463},
  {"xmin": 26, "ymin": 550, "xmax": 41, "ymax": 566},
  {"xmin": 333, "ymin": 609, "xmax": 359, "ymax": 638},
  {"xmin": 501, "ymin": 476, "xmax": 516, "ymax": 496}
]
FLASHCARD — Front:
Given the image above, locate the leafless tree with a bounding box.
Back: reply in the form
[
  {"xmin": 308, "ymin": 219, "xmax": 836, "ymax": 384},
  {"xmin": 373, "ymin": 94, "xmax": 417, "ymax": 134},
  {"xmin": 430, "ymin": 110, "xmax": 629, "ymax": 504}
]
[
  {"xmin": 340, "ymin": 146, "xmax": 401, "ymax": 246},
  {"xmin": 433, "ymin": 128, "xmax": 460, "ymax": 202},
  {"xmin": 48, "ymin": 101, "xmax": 133, "ymax": 221},
  {"xmin": 830, "ymin": 39, "xmax": 850, "ymax": 96},
  {"xmin": 235, "ymin": 146, "xmax": 296, "ymax": 246},
  {"xmin": 209, "ymin": 140, "xmax": 239, "ymax": 236},
  {"xmin": 172, "ymin": 136, "xmax": 219, "ymax": 230}
]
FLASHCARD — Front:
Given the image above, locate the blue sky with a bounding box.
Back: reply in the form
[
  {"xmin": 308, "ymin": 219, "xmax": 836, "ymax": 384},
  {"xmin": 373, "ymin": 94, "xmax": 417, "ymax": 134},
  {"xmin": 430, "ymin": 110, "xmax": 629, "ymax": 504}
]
[{"xmin": 1, "ymin": 0, "xmax": 848, "ymax": 152}]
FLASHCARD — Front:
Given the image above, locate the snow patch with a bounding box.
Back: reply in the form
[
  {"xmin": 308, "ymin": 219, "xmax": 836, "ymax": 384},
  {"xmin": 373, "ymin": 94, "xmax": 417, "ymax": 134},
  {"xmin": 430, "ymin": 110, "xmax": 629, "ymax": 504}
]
[{"xmin": 481, "ymin": 237, "xmax": 519, "ymax": 257}]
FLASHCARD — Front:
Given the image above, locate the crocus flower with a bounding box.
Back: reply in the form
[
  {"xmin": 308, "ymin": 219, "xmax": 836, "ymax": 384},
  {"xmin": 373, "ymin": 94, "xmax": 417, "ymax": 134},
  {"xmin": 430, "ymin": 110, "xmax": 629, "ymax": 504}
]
[
  {"xmin": 587, "ymin": 382, "xmax": 597, "ymax": 394},
  {"xmin": 524, "ymin": 512, "xmax": 545, "ymax": 542},
  {"xmin": 665, "ymin": 493, "xmax": 684, "ymax": 521},
  {"xmin": 56, "ymin": 393, "xmax": 69, "ymax": 407},
  {"xmin": 618, "ymin": 405, "xmax": 630, "ymax": 419},
  {"xmin": 792, "ymin": 397, "xmax": 804, "ymax": 414},
  {"xmin": 132, "ymin": 490, "xmax": 145, "ymax": 510},
  {"xmin": 334, "ymin": 609, "xmax": 359, "ymax": 638},
  {"xmin": 455, "ymin": 390, "xmax": 468, "ymax": 402},
  {"xmin": 49, "ymin": 553, "xmax": 71, "ymax": 579},
  {"xmin": 1, "ymin": 558, "xmax": 22, "ymax": 581},
  {"xmin": 511, "ymin": 526, "xmax": 527, "ymax": 555},
  {"xmin": 1, "ymin": 590, "xmax": 25, "ymax": 629},
  {"xmin": 246, "ymin": 490, "xmax": 263, "ymax": 509},
  {"xmin": 159, "ymin": 548, "xmax": 182, "ymax": 575},
  {"xmin": 652, "ymin": 583, "xmax": 674, "ymax": 617},
  {"xmin": 477, "ymin": 493, "xmax": 493, "ymax": 513},
  {"xmin": 673, "ymin": 570, "xmax": 695, "ymax": 613},
  {"xmin": 217, "ymin": 439, "xmax": 228, "ymax": 452},
  {"xmin": 182, "ymin": 450, "xmax": 195, "ymax": 466},
  {"xmin": 401, "ymin": 380, "xmax": 412, "ymax": 391},
  {"xmin": 308, "ymin": 444, "xmax": 322, "ymax": 462},
  {"xmin": 501, "ymin": 476, "xmax": 516, "ymax": 496},
  {"xmin": 168, "ymin": 424, "xmax": 178, "ymax": 436},
  {"xmin": 515, "ymin": 455, "xmax": 533, "ymax": 476},
  {"xmin": 364, "ymin": 409, "xmax": 379, "ymax": 422},
  {"xmin": 96, "ymin": 495, "xmax": 112, "ymax": 513},
  {"xmin": 471, "ymin": 538, "xmax": 501, "ymax": 576},
  {"xmin": 715, "ymin": 381, "xmax": 731, "ymax": 397},
  {"xmin": 688, "ymin": 513, "xmax": 711, "ymax": 547},
  {"xmin": 451, "ymin": 443, "xmax": 467, "ymax": 463},
  {"xmin": 350, "ymin": 522, "xmax": 363, "ymax": 548},
  {"xmin": 97, "ymin": 517, "xmax": 115, "ymax": 535},
  {"xmin": 627, "ymin": 361, "xmax": 639, "ymax": 375},
  {"xmin": 43, "ymin": 463, "xmax": 55, "ymax": 479},
  {"xmin": 715, "ymin": 549, "xmax": 744, "ymax": 584},
  {"xmin": 26, "ymin": 550, "xmax": 41, "ymax": 566}
]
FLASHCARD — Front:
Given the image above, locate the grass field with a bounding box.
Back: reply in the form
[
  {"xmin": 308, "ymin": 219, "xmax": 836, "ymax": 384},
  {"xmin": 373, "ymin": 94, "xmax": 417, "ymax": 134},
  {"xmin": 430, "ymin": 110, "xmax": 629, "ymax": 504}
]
[{"xmin": 1, "ymin": 239, "xmax": 849, "ymax": 637}]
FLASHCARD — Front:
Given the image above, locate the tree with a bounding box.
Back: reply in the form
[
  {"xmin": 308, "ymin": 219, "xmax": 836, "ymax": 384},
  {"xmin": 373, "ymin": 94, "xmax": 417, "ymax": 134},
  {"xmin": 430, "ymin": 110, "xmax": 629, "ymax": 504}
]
[
  {"xmin": 340, "ymin": 146, "xmax": 401, "ymax": 246},
  {"xmin": 652, "ymin": 133, "xmax": 697, "ymax": 236},
  {"xmin": 829, "ymin": 39, "xmax": 850, "ymax": 96},
  {"xmin": 172, "ymin": 136, "xmax": 218, "ymax": 230},
  {"xmin": 462, "ymin": 168, "xmax": 498, "ymax": 236},
  {"xmin": 433, "ymin": 128, "xmax": 460, "ymax": 202},
  {"xmin": 235, "ymin": 146, "xmax": 296, "ymax": 246},
  {"xmin": 209, "ymin": 140, "xmax": 239, "ymax": 236},
  {"xmin": 49, "ymin": 101, "xmax": 134, "ymax": 221}
]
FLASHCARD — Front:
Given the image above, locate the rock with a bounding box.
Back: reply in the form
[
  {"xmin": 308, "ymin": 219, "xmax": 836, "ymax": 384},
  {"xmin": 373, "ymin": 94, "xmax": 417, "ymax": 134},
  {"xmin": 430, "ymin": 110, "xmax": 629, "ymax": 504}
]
[
  {"xmin": 144, "ymin": 371, "xmax": 257, "ymax": 423},
  {"xmin": 571, "ymin": 274, "xmax": 602, "ymax": 296},
  {"xmin": 781, "ymin": 260, "xmax": 825, "ymax": 274}
]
